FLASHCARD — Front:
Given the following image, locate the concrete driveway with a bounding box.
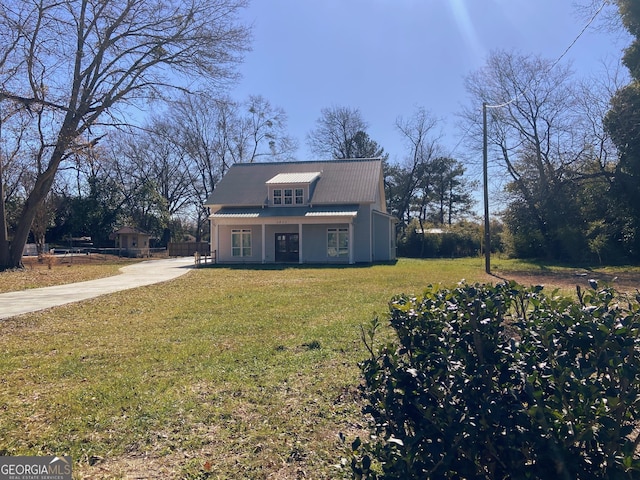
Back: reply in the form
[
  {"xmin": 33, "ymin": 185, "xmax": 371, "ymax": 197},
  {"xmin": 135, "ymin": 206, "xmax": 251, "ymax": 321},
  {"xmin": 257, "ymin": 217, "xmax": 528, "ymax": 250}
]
[{"xmin": 0, "ymin": 256, "xmax": 194, "ymax": 320}]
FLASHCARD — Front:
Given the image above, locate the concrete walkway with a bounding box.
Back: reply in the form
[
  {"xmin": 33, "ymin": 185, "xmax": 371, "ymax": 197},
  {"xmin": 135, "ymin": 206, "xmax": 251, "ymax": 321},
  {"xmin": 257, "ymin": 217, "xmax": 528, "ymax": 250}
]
[{"xmin": 0, "ymin": 256, "xmax": 195, "ymax": 320}]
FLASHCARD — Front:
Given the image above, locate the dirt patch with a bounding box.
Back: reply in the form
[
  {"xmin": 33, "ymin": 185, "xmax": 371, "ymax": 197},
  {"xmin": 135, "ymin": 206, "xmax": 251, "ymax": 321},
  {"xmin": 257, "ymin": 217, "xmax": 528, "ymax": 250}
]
[
  {"xmin": 493, "ymin": 269, "xmax": 640, "ymax": 294},
  {"xmin": 21, "ymin": 252, "xmax": 164, "ymax": 268}
]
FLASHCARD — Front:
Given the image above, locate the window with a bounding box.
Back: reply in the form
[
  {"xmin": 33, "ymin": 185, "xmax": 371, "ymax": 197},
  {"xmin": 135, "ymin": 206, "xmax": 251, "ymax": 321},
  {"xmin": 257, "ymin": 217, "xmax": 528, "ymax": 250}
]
[
  {"xmin": 232, "ymin": 229, "xmax": 252, "ymax": 257},
  {"xmin": 327, "ymin": 228, "xmax": 349, "ymax": 257},
  {"xmin": 272, "ymin": 186, "xmax": 306, "ymax": 206},
  {"xmin": 271, "ymin": 188, "xmax": 306, "ymax": 205}
]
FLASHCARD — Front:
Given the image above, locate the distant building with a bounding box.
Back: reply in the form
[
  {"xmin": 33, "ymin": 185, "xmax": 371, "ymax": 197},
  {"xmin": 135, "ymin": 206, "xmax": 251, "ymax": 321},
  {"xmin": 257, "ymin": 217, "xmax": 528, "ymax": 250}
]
[
  {"xmin": 22, "ymin": 243, "xmax": 45, "ymax": 256},
  {"xmin": 113, "ymin": 227, "xmax": 150, "ymax": 257},
  {"xmin": 205, "ymin": 158, "xmax": 397, "ymax": 264}
]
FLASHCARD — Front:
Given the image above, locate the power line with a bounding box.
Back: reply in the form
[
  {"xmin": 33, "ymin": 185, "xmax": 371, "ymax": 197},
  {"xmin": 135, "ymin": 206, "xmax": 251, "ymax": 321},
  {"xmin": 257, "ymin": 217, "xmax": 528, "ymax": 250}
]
[
  {"xmin": 449, "ymin": 1, "xmax": 609, "ymax": 160},
  {"xmin": 487, "ymin": 0, "xmax": 609, "ymax": 110}
]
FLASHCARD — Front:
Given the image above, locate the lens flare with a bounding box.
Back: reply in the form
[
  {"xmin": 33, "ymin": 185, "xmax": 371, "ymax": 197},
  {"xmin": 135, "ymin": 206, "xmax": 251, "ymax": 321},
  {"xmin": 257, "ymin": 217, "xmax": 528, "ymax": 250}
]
[{"xmin": 448, "ymin": 0, "xmax": 485, "ymax": 59}]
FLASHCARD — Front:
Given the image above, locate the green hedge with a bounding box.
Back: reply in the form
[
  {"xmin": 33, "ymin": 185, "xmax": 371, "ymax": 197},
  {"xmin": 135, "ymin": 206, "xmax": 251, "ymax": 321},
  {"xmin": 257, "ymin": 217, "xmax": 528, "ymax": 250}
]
[
  {"xmin": 398, "ymin": 230, "xmax": 480, "ymax": 258},
  {"xmin": 345, "ymin": 281, "xmax": 640, "ymax": 479}
]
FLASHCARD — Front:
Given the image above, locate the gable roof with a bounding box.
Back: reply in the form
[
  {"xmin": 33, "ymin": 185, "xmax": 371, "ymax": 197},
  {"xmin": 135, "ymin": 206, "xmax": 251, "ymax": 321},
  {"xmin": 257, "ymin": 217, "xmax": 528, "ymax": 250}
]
[
  {"xmin": 205, "ymin": 158, "xmax": 383, "ymax": 207},
  {"xmin": 114, "ymin": 226, "xmax": 149, "ymax": 235}
]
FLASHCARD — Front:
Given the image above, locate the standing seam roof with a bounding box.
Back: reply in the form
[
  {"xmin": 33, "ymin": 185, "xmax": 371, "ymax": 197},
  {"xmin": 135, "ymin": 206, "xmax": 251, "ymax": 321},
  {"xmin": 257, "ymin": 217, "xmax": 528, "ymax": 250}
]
[{"xmin": 205, "ymin": 159, "xmax": 382, "ymax": 207}]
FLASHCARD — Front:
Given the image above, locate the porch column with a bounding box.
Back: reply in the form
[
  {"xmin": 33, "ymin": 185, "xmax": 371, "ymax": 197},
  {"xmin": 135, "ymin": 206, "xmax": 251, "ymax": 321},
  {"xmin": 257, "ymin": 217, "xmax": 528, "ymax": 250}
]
[
  {"xmin": 349, "ymin": 221, "xmax": 354, "ymax": 264},
  {"xmin": 262, "ymin": 224, "xmax": 266, "ymax": 264},
  {"xmin": 298, "ymin": 223, "xmax": 303, "ymax": 264},
  {"xmin": 212, "ymin": 222, "xmax": 218, "ymax": 259}
]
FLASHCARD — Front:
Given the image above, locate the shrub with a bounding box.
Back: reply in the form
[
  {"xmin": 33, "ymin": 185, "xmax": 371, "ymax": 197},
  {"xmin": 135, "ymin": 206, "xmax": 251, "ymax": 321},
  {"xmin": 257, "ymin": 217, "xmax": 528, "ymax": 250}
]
[
  {"xmin": 38, "ymin": 253, "xmax": 58, "ymax": 269},
  {"xmin": 346, "ymin": 281, "xmax": 640, "ymax": 479},
  {"xmin": 397, "ymin": 220, "xmax": 484, "ymax": 258}
]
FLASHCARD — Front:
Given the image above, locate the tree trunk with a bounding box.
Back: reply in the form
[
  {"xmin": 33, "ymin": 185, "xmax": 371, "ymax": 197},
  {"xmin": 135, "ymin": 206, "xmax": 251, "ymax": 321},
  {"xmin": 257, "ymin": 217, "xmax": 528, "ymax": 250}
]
[
  {"xmin": 3, "ymin": 130, "xmax": 70, "ymax": 269},
  {"xmin": 0, "ymin": 187, "xmax": 11, "ymax": 269}
]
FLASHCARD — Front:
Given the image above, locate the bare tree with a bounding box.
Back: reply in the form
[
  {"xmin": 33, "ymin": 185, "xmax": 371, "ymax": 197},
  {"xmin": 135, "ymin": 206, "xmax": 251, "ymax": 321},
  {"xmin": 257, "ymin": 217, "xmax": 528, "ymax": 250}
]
[
  {"xmin": 461, "ymin": 50, "xmax": 610, "ymax": 259},
  {"xmin": 121, "ymin": 121, "xmax": 194, "ymax": 220},
  {"xmin": 240, "ymin": 95, "xmax": 298, "ymax": 163},
  {"xmin": 306, "ymin": 106, "xmax": 370, "ymax": 159},
  {"xmin": 169, "ymin": 93, "xmax": 297, "ymax": 239},
  {"xmin": 0, "ymin": 0, "xmax": 250, "ymax": 269},
  {"xmin": 575, "ymin": 64, "xmax": 627, "ymax": 182},
  {"xmin": 392, "ymin": 107, "xmax": 442, "ymax": 226}
]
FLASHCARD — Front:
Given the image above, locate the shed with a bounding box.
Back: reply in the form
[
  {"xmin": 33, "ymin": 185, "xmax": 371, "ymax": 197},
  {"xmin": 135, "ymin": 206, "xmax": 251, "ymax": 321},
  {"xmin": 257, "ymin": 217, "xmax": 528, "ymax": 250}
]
[{"xmin": 113, "ymin": 227, "xmax": 150, "ymax": 257}]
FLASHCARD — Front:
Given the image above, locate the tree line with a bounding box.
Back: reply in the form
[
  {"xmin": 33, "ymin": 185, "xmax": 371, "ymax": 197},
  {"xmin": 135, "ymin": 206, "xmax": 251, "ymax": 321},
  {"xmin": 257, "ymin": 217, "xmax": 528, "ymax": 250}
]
[
  {"xmin": 459, "ymin": 0, "xmax": 639, "ymax": 264},
  {"xmin": 1, "ymin": 0, "xmax": 638, "ymax": 269}
]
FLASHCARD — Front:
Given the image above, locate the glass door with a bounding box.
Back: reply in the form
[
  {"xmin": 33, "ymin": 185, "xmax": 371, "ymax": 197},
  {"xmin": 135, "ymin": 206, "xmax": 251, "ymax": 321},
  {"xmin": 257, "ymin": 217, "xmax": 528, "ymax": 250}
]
[{"xmin": 275, "ymin": 233, "xmax": 299, "ymax": 262}]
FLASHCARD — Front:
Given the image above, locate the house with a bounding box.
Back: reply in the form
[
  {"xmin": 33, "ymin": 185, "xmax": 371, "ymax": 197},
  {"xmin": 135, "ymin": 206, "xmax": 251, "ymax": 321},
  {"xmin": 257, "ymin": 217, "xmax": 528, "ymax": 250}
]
[
  {"xmin": 205, "ymin": 158, "xmax": 397, "ymax": 264},
  {"xmin": 113, "ymin": 226, "xmax": 150, "ymax": 257}
]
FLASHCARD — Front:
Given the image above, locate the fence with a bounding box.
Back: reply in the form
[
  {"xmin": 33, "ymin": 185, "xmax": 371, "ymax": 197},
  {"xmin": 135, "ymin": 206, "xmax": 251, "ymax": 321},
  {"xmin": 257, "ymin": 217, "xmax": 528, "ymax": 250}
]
[
  {"xmin": 168, "ymin": 242, "xmax": 210, "ymax": 257},
  {"xmin": 193, "ymin": 250, "xmax": 216, "ymax": 267}
]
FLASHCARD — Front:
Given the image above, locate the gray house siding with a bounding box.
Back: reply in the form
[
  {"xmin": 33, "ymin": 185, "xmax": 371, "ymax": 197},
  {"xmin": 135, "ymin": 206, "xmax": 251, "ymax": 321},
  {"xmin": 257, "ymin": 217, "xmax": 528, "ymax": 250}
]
[
  {"xmin": 373, "ymin": 210, "xmax": 396, "ymax": 261},
  {"xmin": 353, "ymin": 204, "xmax": 372, "ymax": 263},
  {"xmin": 301, "ymin": 224, "xmax": 327, "ymax": 263},
  {"xmin": 214, "ymin": 221, "xmax": 358, "ymax": 264},
  {"xmin": 303, "ymin": 223, "xmax": 351, "ymax": 264},
  {"xmin": 214, "ymin": 225, "xmax": 263, "ymax": 264}
]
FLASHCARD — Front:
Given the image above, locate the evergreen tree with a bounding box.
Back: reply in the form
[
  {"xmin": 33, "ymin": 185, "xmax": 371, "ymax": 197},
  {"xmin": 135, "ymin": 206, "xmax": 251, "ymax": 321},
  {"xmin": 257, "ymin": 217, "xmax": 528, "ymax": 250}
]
[{"xmin": 603, "ymin": 0, "xmax": 640, "ymax": 258}]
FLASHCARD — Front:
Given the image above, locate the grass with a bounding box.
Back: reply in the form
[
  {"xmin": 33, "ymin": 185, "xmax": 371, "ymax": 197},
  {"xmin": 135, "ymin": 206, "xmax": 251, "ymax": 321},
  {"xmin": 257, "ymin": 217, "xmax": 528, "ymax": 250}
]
[{"xmin": 0, "ymin": 256, "xmax": 637, "ymax": 479}]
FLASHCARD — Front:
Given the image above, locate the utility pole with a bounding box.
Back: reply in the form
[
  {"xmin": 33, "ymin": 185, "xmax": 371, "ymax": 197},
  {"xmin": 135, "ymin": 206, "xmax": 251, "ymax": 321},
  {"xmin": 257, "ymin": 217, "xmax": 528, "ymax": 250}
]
[{"xmin": 483, "ymin": 102, "xmax": 490, "ymax": 274}]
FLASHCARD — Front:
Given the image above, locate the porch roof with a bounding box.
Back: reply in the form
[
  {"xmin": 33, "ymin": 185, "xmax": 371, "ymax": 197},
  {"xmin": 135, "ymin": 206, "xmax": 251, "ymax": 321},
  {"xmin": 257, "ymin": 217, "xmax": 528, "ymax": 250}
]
[{"xmin": 210, "ymin": 205, "xmax": 359, "ymax": 219}]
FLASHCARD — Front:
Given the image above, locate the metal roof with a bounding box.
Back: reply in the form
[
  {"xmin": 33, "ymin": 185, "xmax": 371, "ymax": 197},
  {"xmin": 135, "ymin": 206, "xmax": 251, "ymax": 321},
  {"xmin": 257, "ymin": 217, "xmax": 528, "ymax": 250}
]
[
  {"xmin": 114, "ymin": 226, "xmax": 150, "ymax": 235},
  {"xmin": 304, "ymin": 209, "xmax": 358, "ymax": 217},
  {"xmin": 210, "ymin": 205, "xmax": 359, "ymax": 219},
  {"xmin": 205, "ymin": 159, "xmax": 383, "ymax": 207},
  {"xmin": 265, "ymin": 171, "xmax": 321, "ymax": 184}
]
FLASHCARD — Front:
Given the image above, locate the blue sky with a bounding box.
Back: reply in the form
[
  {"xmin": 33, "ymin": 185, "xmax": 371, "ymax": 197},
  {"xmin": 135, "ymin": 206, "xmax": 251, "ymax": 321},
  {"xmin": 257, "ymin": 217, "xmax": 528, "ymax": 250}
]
[{"xmin": 231, "ymin": 0, "xmax": 628, "ymax": 171}]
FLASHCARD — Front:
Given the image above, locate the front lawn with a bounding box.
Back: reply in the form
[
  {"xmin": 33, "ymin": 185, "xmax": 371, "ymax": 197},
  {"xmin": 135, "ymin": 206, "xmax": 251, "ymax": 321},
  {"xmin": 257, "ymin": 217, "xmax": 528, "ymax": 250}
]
[{"xmin": 0, "ymin": 257, "xmax": 635, "ymax": 479}]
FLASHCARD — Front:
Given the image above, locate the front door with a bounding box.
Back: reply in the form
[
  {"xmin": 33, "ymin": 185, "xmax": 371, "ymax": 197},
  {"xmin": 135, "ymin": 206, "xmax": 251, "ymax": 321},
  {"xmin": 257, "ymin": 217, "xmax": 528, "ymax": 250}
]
[{"xmin": 275, "ymin": 233, "xmax": 299, "ymax": 262}]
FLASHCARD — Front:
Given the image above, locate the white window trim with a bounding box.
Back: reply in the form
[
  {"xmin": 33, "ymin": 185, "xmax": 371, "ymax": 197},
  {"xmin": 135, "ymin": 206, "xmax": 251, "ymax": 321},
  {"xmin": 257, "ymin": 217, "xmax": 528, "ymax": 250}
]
[
  {"xmin": 271, "ymin": 186, "xmax": 307, "ymax": 206},
  {"xmin": 327, "ymin": 227, "xmax": 349, "ymax": 258},
  {"xmin": 231, "ymin": 228, "xmax": 252, "ymax": 257}
]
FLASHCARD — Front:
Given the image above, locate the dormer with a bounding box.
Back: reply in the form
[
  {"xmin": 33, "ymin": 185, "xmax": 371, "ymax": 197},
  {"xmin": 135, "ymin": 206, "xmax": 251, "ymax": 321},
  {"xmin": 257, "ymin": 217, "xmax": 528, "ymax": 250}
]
[{"xmin": 265, "ymin": 171, "xmax": 321, "ymax": 206}]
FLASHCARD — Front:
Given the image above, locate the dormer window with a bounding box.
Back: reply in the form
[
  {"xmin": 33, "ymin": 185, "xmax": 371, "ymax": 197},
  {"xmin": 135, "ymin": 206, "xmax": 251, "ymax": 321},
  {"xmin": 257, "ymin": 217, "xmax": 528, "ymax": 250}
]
[
  {"xmin": 266, "ymin": 171, "xmax": 321, "ymax": 207},
  {"xmin": 284, "ymin": 189, "xmax": 293, "ymax": 204}
]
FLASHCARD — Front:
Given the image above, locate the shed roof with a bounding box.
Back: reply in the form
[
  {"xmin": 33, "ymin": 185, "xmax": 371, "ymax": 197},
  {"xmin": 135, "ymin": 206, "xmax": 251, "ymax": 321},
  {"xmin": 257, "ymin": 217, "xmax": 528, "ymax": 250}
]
[
  {"xmin": 205, "ymin": 159, "xmax": 383, "ymax": 207},
  {"xmin": 265, "ymin": 171, "xmax": 321, "ymax": 184}
]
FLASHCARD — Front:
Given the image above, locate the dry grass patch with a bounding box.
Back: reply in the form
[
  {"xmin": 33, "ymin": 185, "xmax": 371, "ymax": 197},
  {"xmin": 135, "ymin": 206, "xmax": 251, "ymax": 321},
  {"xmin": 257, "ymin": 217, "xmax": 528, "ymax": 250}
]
[{"xmin": 0, "ymin": 255, "xmax": 142, "ymax": 293}]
